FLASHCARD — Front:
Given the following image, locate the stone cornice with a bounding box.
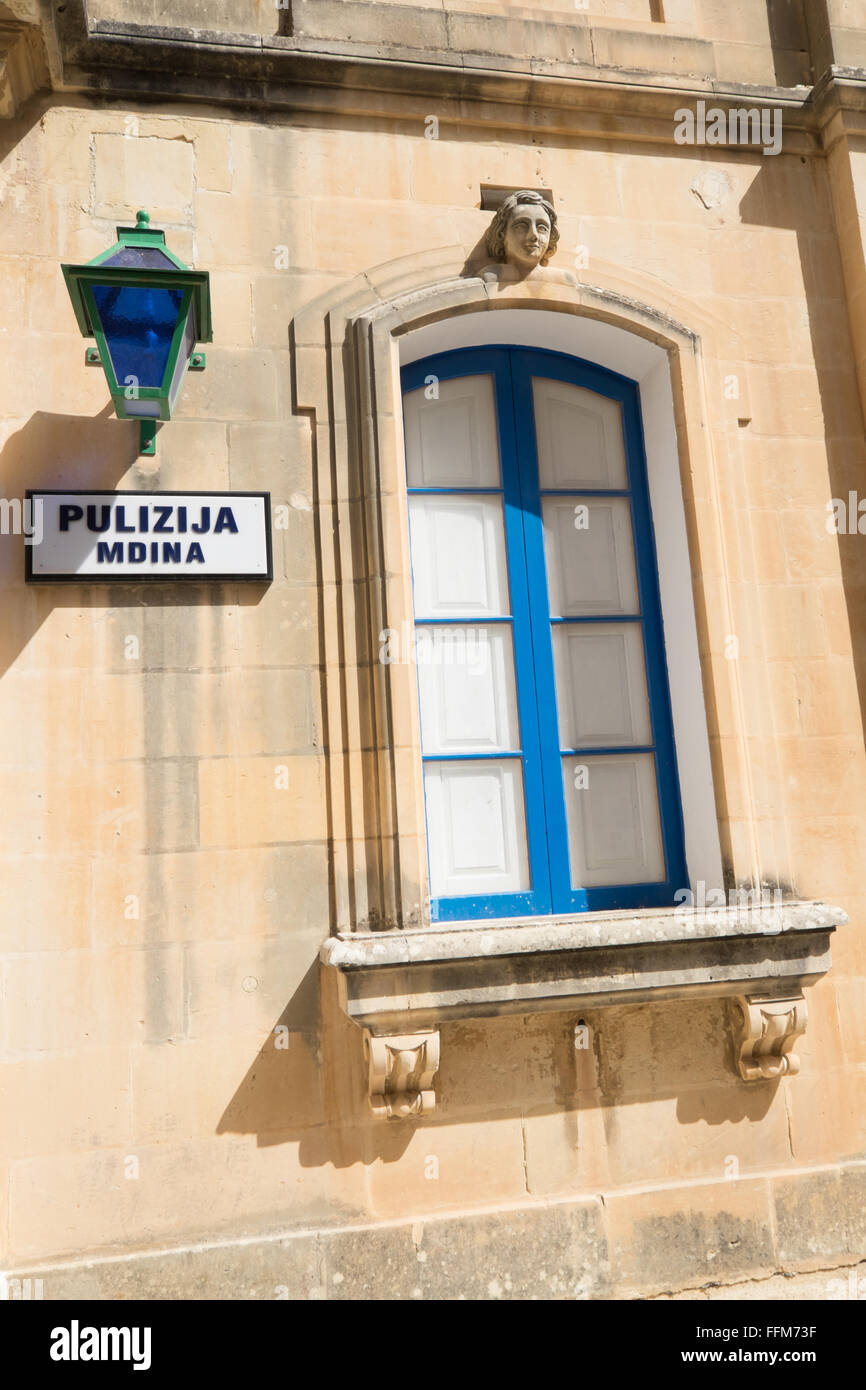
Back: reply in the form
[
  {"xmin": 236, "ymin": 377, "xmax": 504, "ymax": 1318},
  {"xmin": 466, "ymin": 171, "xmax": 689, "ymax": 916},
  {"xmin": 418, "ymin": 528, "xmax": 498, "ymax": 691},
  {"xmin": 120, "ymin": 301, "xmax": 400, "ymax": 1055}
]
[
  {"xmin": 321, "ymin": 899, "xmax": 844, "ymax": 970},
  {"xmin": 46, "ymin": 0, "xmax": 830, "ymax": 151},
  {"xmin": 322, "ymin": 899, "xmax": 841, "ymax": 1034},
  {"xmin": 811, "ymin": 63, "xmax": 866, "ymax": 146}
]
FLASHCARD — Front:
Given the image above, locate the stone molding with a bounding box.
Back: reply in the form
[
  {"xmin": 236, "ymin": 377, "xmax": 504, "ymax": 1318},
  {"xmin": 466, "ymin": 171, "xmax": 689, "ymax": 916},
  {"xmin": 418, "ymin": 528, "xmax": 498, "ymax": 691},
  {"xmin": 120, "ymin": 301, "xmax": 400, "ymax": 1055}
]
[
  {"xmin": 322, "ymin": 899, "xmax": 842, "ymax": 969},
  {"xmin": 288, "ymin": 237, "xmax": 841, "ymax": 1106},
  {"xmin": 322, "ymin": 899, "xmax": 842, "ymax": 1029},
  {"xmin": 46, "ymin": 1, "xmax": 834, "ymax": 152},
  {"xmin": 292, "ymin": 253, "xmax": 735, "ymax": 933},
  {"xmin": 323, "ymin": 901, "xmax": 843, "ymax": 1104}
]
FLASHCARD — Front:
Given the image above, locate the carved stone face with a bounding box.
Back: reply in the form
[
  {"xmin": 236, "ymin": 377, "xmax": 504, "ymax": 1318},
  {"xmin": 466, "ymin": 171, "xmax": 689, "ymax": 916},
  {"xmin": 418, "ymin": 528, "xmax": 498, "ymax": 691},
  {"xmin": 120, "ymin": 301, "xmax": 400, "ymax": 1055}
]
[{"xmin": 503, "ymin": 203, "xmax": 552, "ymax": 271}]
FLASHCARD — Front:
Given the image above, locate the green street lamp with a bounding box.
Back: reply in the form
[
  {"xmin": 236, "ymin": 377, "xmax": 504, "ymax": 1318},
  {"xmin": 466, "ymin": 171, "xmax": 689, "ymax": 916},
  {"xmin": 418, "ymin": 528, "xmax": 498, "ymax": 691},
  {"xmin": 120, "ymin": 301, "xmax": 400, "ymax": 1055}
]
[{"xmin": 61, "ymin": 210, "xmax": 212, "ymax": 456}]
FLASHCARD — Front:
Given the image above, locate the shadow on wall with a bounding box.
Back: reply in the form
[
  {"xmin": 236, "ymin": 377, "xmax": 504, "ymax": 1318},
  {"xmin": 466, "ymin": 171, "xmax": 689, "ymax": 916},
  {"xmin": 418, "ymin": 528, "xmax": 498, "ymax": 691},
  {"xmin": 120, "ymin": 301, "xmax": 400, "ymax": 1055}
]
[
  {"xmin": 0, "ymin": 408, "xmax": 262, "ymax": 660},
  {"xmin": 0, "ymin": 407, "xmax": 271, "ymax": 672},
  {"xmin": 766, "ymin": 0, "xmax": 814, "ymax": 87},
  {"xmin": 0, "ymin": 405, "xmax": 135, "ymax": 676},
  {"xmin": 217, "ymin": 962, "xmax": 422, "ymax": 1164},
  {"xmin": 0, "ymin": 409, "xmax": 272, "ymax": 1045}
]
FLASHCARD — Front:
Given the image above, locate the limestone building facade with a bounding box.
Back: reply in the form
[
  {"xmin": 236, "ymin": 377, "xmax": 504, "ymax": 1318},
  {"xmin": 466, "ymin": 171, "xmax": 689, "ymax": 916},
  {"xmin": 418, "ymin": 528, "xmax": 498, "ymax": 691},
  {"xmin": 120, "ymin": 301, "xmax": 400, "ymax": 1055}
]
[{"xmin": 1, "ymin": 0, "xmax": 866, "ymax": 1299}]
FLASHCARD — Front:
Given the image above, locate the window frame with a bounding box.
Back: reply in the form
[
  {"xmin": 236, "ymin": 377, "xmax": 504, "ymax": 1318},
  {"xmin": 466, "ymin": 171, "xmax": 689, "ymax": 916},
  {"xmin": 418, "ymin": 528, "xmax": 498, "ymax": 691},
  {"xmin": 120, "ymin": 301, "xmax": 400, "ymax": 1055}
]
[{"xmin": 401, "ymin": 343, "xmax": 689, "ymax": 922}]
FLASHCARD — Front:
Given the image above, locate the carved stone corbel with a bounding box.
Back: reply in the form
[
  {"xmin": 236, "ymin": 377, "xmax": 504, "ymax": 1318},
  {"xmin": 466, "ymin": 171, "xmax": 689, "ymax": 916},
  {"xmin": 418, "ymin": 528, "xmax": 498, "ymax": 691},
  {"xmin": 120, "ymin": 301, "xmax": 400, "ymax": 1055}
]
[
  {"xmin": 728, "ymin": 994, "xmax": 808, "ymax": 1082},
  {"xmin": 363, "ymin": 1030, "xmax": 439, "ymax": 1119}
]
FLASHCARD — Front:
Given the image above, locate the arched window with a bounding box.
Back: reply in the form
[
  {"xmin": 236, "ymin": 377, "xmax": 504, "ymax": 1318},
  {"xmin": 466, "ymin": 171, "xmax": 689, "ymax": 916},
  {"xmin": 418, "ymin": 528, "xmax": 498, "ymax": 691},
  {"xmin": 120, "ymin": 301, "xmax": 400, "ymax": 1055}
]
[{"xmin": 401, "ymin": 345, "xmax": 687, "ymax": 921}]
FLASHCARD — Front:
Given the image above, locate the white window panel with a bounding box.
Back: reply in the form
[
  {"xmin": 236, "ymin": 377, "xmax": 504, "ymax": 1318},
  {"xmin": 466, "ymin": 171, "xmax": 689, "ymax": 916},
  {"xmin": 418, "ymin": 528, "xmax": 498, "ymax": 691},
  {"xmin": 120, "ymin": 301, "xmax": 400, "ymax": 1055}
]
[
  {"xmin": 409, "ymin": 494, "xmax": 510, "ymax": 618},
  {"xmin": 552, "ymin": 622, "xmax": 652, "ymax": 749},
  {"xmin": 532, "ymin": 377, "xmax": 628, "ymax": 490},
  {"xmin": 562, "ymin": 753, "xmax": 665, "ymax": 887},
  {"xmin": 403, "ymin": 375, "xmax": 501, "ymax": 487},
  {"xmin": 416, "ymin": 625, "xmax": 520, "ymax": 755},
  {"xmin": 425, "ymin": 760, "xmax": 530, "ymax": 896},
  {"xmin": 542, "ymin": 496, "xmax": 639, "ymax": 617}
]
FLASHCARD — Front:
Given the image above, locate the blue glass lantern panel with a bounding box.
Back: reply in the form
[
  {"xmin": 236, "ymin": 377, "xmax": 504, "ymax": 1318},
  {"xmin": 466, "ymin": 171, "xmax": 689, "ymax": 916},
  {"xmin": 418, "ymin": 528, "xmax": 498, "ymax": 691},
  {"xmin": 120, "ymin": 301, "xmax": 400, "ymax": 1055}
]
[{"xmin": 91, "ymin": 283, "xmax": 184, "ymax": 389}]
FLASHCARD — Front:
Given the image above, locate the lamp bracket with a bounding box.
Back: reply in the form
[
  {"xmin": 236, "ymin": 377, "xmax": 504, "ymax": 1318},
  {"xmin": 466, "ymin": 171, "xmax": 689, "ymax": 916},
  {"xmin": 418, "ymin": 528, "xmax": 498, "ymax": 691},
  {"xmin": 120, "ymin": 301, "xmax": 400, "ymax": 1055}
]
[{"xmin": 139, "ymin": 420, "xmax": 157, "ymax": 457}]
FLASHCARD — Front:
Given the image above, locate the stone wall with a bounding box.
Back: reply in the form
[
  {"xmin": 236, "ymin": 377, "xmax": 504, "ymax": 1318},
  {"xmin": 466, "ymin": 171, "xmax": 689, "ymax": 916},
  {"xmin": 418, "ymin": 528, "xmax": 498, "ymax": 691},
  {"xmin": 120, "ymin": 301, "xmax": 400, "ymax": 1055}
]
[{"xmin": 0, "ymin": 1, "xmax": 865, "ymax": 1297}]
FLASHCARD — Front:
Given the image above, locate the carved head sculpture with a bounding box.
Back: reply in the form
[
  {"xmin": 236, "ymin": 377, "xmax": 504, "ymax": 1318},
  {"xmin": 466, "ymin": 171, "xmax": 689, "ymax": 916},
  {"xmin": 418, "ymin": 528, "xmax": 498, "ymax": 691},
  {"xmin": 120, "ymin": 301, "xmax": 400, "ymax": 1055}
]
[{"xmin": 484, "ymin": 190, "xmax": 559, "ymax": 272}]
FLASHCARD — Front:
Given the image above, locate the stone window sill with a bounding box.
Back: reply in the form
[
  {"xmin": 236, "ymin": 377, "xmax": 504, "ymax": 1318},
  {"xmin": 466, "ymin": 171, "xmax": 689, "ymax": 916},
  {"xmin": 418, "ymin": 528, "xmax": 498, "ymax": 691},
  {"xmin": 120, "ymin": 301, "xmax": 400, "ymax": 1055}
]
[{"xmin": 320, "ymin": 900, "xmax": 844, "ymax": 1117}]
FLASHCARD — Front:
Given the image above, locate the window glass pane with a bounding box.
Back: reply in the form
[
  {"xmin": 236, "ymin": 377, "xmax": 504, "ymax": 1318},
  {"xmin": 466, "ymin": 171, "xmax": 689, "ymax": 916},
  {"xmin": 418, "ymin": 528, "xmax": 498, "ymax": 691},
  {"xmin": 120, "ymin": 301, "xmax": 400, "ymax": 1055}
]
[
  {"xmin": 533, "ymin": 377, "xmax": 628, "ymax": 490},
  {"xmin": 552, "ymin": 622, "xmax": 652, "ymax": 749},
  {"xmin": 417, "ymin": 625, "xmax": 520, "ymax": 755},
  {"xmin": 409, "ymin": 494, "xmax": 510, "ymax": 618},
  {"xmin": 561, "ymin": 753, "xmax": 665, "ymax": 887},
  {"xmin": 404, "ymin": 375, "xmax": 501, "ymax": 487},
  {"xmin": 542, "ymin": 496, "xmax": 639, "ymax": 617},
  {"xmin": 425, "ymin": 759, "xmax": 530, "ymax": 896}
]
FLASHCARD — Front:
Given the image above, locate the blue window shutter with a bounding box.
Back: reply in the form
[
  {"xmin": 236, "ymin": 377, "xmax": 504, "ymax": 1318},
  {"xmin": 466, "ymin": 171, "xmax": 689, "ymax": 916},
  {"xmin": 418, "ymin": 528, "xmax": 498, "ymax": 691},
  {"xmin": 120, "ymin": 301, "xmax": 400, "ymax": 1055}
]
[{"xmin": 401, "ymin": 346, "xmax": 688, "ymax": 921}]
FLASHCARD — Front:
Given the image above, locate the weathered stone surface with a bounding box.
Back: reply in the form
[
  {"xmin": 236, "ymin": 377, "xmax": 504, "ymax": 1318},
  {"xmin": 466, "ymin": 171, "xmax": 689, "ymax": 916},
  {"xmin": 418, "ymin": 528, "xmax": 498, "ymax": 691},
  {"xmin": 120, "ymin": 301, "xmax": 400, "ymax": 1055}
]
[
  {"xmin": 606, "ymin": 1179, "xmax": 776, "ymax": 1296},
  {"xmin": 6, "ymin": 1195, "xmax": 610, "ymax": 1299},
  {"xmin": 10, "ymin": 1168, "xmax": 866, "ymax": 1299},
  {"xmin": 3, "ymin": 0, "xmax": 866, "ymax": 1303},
  {"xmin": 323, "ymin": 901, "xmax": 844, "ymax": 966},
  {"xmin": 92, "ymin": 133, "xmax": 194, "ymax": 225},
  {"xmin": 322, "ymin": 903, "xmax": 841, "ymax": 1041},
  {"xmin": 413, "ymin": 1200, "xmax": 610, "ymax": 1301},
  {"xmin": 774, "ymin": 1165, "xmax": 866, "ymax": 1266}
]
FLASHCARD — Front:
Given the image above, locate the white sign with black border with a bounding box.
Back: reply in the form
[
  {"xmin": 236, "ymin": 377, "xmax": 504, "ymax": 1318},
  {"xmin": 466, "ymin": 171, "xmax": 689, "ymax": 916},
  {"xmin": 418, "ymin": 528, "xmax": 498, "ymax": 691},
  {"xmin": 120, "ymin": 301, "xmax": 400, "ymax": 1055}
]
[{"xmin": 26, "ymin": 491, "xmax": 273, "ymax": 582}]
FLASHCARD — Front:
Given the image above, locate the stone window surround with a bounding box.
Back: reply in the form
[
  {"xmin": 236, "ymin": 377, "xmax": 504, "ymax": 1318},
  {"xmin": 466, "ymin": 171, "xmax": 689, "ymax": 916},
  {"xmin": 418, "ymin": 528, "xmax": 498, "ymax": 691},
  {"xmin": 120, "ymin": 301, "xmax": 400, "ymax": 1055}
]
[{"xmin": 294, "ymin": 254, "xmax": 844, "ymax": 1115}]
